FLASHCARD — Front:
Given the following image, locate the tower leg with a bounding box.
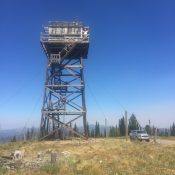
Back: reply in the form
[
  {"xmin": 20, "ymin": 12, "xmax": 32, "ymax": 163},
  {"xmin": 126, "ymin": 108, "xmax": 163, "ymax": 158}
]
[{"xmin": 80, "ymin": 57, "xmax": 87, "ymax": 138}]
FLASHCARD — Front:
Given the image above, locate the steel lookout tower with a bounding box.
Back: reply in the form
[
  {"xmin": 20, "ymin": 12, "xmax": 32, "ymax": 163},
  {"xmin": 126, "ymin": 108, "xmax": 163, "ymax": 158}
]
[{"xmin": 40, "ymin": 21, "xmax": 90, "ymax": 140}]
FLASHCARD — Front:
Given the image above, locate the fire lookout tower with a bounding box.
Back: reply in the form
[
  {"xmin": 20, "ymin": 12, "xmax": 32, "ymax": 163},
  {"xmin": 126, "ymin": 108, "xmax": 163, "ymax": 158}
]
[{"xmin": 40, "ymin": 21, "xmax": 89, "ymax": 140}]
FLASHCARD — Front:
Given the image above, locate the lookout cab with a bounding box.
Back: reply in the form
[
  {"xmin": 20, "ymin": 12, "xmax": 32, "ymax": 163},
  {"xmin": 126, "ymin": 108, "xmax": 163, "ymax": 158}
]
[{"xmin": 41, "ymin": 21, "xmax": 89, "ymax": 64}]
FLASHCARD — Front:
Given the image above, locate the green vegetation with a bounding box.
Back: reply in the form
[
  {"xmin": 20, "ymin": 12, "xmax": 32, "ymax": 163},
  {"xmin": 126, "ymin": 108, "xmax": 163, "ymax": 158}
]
[
  {"xmin": 170, "ymin": 123, "xmax": 175, "ymax": 136},
  {"xmin": 128, "ymin": 114, "xmax": 140, "ymax": 131},
  {"xmin": 119, "ymin": 116, "xmax": 126, "ymax": 136},
  {"xmin": 0, "ymin": 166, "xmax": 7, "ymax": 174},
  {"xmin": 0, "ymin": 138, "xmax": 175, "ymax": 175},
  {"xmin": 39, "ymin": 164, "xmax": 60, "ymax": 175}
]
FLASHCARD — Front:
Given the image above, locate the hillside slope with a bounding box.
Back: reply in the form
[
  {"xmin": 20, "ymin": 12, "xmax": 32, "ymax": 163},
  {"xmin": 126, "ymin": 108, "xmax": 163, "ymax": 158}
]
[{"xmin": 0, "ymin": 138, "xmax": 175, "ymax": 175}]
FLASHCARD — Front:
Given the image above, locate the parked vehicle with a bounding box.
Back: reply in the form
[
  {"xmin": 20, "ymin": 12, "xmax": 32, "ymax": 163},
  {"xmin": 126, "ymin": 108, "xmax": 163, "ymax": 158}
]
[{"xmin": 129, "ymin": 130, "xmax": 150, "ymax": 142}]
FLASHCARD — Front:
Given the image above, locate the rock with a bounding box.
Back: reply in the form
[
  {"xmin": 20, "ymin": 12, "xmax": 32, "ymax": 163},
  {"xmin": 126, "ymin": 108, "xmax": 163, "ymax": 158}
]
[
  {"xmin": 149, "ymin": 155, "xmax": 154, "ymax": 159},
  {"xmin": 61, "ymin": 151, "xmax": 71, "ymax": 157},
  {"xmin": 5, "ymin": 166, "xmax": 10, "ymax": 170},
  {"xmin": 37, "ymin": 152, "xmax": 41, "ymax": 158},
  {"xmin": 11, "ymin": 166, "xmax": 15, "ymax": 170},
  {"xmin": 13, "ymin": 147, "xmax": 25, "ymax": 160}
]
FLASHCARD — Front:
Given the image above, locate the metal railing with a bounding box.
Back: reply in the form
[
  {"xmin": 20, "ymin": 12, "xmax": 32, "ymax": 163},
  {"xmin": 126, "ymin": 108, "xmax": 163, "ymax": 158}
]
[
  {"xmin": 40, "ymin": 25, "xmax": 89, "ymax": 43},
  {"xmin": 41, "ymin": 36, "xmax": 89, "ymax": 43}
]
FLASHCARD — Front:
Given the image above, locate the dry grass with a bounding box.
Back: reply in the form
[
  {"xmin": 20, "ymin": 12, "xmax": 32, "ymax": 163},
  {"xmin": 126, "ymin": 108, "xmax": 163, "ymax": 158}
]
[{"xmin": 0, "ymin": 138, "xmax": 175, "ymax": 175}]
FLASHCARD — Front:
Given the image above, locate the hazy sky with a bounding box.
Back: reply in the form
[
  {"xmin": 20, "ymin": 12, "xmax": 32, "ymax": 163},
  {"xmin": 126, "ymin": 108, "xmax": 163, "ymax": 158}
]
[{"xmin": 0, "ymin": 0, "xmax": 175, "ymax": 129}]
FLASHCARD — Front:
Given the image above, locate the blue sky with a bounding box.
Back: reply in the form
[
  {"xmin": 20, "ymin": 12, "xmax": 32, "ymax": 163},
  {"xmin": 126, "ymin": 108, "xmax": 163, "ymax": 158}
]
[{"xmin": 0, "ymin": 0, "xmax": 175, "ymax": 129}]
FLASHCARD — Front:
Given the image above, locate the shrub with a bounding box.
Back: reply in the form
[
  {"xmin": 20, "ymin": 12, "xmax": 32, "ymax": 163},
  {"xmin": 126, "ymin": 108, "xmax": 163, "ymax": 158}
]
[
  {"xmin": 39, "ymin": 164, "xmax": 60, "ymax": 175},
  {"xmin": 0, "ymin": 166, "xmax": 7, "ymax": 174}
]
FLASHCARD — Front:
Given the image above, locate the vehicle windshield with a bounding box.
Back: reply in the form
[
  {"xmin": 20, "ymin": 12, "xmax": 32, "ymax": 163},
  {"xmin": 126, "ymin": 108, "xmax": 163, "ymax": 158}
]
[{"xmin": 137, "ymin": 131, "xmax": 147, "ymax": 134}]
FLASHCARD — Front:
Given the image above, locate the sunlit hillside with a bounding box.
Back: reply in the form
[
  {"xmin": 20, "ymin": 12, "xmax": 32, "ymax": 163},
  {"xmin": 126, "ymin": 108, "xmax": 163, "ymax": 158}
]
[{"xmin": 0, "ymin": 138, "xmax": 175, "ymax": 175}]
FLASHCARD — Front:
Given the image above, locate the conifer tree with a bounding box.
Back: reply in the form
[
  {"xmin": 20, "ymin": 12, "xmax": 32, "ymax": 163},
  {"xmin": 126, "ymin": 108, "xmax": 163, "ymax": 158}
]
[
  {"xmin": 90, "ymin": 128, "xmax": 95, "ymax": 138},
  {"xmin": 95, "ymin": 121, "xmax": 100, "ymax": 137},
  {"xmin": 119, "ymin": 117, "xmax": 125, "ymax": 136},
  {"xmin": 11, "ymin": 136, "xmax": 16, "ymax": 142},
  {"xmin": 86, "ymin": 122, "xmax": 90, "ymax": 137},
  {"xmin": 171, "ymin": 123, "xmax": 175, "ymax": 136},
  {"xmin": 128, "ymin": 114, "xmax": 140, "ymax": 132},
  {"xmin": 26, "ymin": 128, "xmax": 30, "ymax": 140},
  {"xmin": 109, "ymin": 126, "xmax": 116, "ymax": 137}
]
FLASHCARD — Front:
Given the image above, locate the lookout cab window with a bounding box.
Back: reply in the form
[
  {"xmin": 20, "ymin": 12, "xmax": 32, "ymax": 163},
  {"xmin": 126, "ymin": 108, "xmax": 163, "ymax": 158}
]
[
  {"xmin": 62, "ymin": 28, "xmax": 68, "ymax": 35},
  {"xmin": 69, "ymin": 27, "xmax": 80, "ymax": 35}
]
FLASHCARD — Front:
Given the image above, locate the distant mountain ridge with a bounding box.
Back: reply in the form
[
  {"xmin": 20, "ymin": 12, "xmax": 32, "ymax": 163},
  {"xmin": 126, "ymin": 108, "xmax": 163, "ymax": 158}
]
[{"xmin": 0, "ymin": 128, "xmax": 23, "ymax": 143}]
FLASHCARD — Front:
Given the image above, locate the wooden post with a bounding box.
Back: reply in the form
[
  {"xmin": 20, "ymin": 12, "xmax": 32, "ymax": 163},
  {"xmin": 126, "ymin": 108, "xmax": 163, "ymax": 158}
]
[
  {"xmin": 125, "ymin": 110, "xmax": 128, "ymax": 141},
  {"xmin": 154, "ymin": 127, "xmax": 157, "ymax": 143},
  {"xmin": 105, "ymin": 118, "xmax": 107, "ymax": 138},
  {"xmin": 23, "ymin": 130, "xmax": 26, "ymax": 141},
  {"xmin": 51, "ymin": 153, "xmax": 57, "ymax": 164}
]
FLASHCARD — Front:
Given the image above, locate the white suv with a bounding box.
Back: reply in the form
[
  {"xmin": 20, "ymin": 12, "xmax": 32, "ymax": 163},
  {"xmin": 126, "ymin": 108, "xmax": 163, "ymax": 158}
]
[{"xmin": 129, "ymin": 130, "xmax": 150, "ymax": 142}]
